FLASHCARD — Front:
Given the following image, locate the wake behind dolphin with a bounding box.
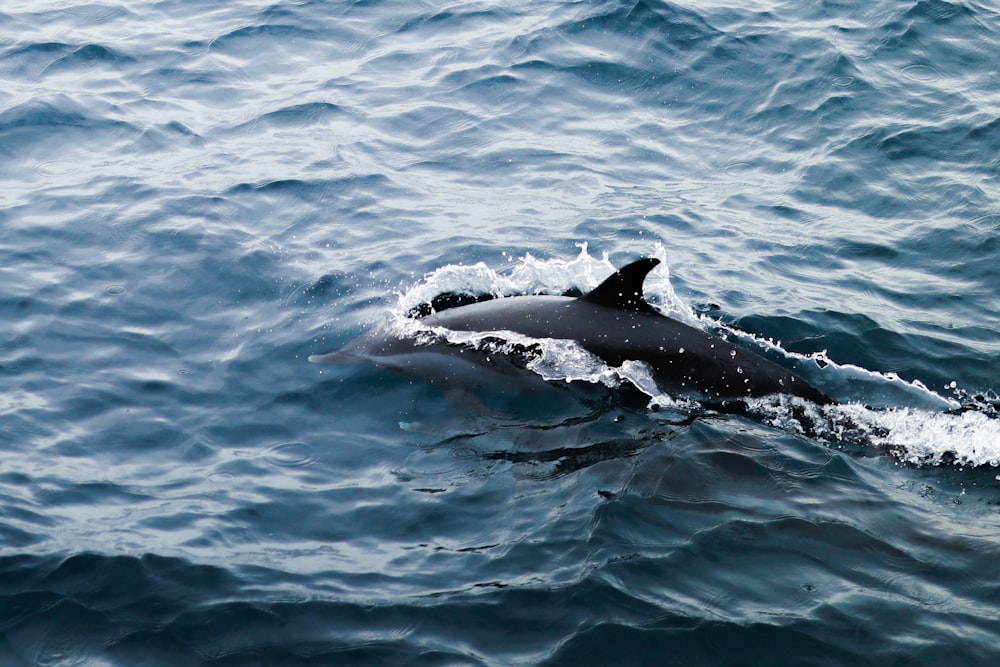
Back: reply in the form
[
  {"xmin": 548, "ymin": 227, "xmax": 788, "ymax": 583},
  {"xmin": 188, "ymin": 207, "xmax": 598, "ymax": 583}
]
[{"xmin": 311, "ymin": 258, "xmax": 831, "ymax": 408}]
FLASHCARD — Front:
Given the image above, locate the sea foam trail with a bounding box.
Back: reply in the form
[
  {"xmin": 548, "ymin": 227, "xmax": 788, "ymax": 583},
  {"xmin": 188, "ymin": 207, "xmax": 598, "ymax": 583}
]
[
  {"xmin": 391, "ymin": 245, "xmax": 999, "ymax": 468},
  {"xmin": 837, "ymin": 404, "xmax": 1000, "ymax": 467}
]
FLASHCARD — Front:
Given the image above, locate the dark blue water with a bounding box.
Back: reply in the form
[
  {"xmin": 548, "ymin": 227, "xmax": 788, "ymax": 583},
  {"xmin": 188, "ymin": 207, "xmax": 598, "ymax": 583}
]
[{"xmin": 2, "ymin": 0, "xmax": 1000, "ymax": 664}]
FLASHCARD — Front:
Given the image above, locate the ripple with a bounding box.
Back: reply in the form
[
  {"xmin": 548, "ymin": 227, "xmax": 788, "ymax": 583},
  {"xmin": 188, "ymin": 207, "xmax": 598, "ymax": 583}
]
[
  {"xmin": 970, "ymin": 213, "xmax": 1000, "ymax": 231},
  {"xmin": 900, "ymin": 64, "xmax": 941, "ymax": 82},
  {"xmin": 723, "ymin": 161, "xmax": 753, "ymax": 175},
  {"xmin": 283, "ymin": 277, "xmax": 338, "ymax": 314},
  {"xmin": 104, "ymin": 284, "xmax": 127, "ymax": 296},
  {"xmin": 393, "ymin": 445, "xmax": 478, "ymax": 481},
  {"xmin": 263, "ymin": 442, "xmax": 318, "ymax": 467}
]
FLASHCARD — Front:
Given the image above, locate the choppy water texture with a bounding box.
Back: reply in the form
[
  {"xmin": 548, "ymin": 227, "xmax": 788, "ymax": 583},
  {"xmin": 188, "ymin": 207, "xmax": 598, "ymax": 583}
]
[{"xmin": 2, "ymin": 0, "xmax": 1000, "ymax": 664}]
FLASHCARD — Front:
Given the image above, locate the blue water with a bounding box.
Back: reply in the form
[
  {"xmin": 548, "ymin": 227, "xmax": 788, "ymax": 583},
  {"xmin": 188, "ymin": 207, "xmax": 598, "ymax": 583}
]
[{"xmin": 2, "ymin": 0, "xmax": 1000, "ymax": 664}]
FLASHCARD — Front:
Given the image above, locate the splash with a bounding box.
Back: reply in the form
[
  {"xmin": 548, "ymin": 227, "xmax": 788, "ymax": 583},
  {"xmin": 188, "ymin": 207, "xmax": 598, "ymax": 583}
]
[
  {"xmin": 390, "ymin": 245, "xmax": 999, "ymax": 468},
  {"xmin": 839, "ymin": 404, "xmax": 1000, "ymax": 467}
]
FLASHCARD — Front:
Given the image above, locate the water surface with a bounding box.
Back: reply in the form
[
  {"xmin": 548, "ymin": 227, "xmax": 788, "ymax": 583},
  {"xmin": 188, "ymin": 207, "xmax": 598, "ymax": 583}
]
[{"xmin": 2, "ymin": 0, "xmax": 999, "ymax": 664}]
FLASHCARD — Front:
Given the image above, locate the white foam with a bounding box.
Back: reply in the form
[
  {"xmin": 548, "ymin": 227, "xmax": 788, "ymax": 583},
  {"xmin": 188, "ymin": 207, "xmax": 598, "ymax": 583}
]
[
  {"xmin": 745, "ymin": 395, "xmax": 1000, "ymax": 467},
  {"xmin": 835, "ymin": 404, "xmax": 1000, "ymax": 467}
]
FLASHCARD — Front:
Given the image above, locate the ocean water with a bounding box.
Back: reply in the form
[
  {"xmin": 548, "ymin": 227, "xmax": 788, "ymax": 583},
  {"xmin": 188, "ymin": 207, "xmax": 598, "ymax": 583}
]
[{"xmin": 2, "ymin": 0, "xmax": 1000, "ymax": 664}]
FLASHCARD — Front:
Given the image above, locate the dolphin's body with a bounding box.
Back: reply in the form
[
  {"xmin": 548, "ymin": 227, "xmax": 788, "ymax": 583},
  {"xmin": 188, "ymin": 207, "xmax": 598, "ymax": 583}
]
[{"xmin": 311, "ymin": 258, "xmax": 831, "ymax": 407}]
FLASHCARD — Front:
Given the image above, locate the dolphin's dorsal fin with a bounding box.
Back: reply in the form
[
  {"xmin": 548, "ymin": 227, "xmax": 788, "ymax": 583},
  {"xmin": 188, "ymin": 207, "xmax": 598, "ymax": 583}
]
[{"xmin": 579, "ymin": 258, "xmax": 660, "ymax": 313}]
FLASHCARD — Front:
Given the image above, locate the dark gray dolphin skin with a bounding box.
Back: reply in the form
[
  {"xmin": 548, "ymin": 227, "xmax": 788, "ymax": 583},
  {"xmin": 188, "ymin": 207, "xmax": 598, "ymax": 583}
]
[{"xmin": 312, "ymin": 258, "xmax": 832, "ymax": 407}]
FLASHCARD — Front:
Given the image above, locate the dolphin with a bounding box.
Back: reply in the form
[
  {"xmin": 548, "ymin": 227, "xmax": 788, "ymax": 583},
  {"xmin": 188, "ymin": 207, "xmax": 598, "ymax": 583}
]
[{"xmin": 310, "ymin": 258, "xmax": 832, "ymax": 407}]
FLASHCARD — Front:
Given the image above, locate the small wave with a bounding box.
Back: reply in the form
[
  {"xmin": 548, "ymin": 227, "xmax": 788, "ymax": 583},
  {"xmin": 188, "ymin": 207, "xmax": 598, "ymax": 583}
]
[
  {"xmin": 40, "ymin": 43, "xmax": 133, "ymax": 75},
  {"xmin": 0, "ymin": 97, "xmax": 140, "ymax": 164},
  {"xmin": 565, "ymin": 0, "xmax": 717, "ymax": 50},
  {"xmin": 253, "ymin": 102, "xmax": 345, "ymax": 128},
  {"xmin": 1, "ymin": 41, "xmax": 73, "ymax": 77},
  {"xmin": 224, "ymin": 173, "xmax": 391, "ymax": 199},
  {"xmin": 208, "ymin": 23, "xmax": 323, "ymax": 52},
  {"xmin": 0, "ymin": 98, "xmax": 127, "ymax": 131}
]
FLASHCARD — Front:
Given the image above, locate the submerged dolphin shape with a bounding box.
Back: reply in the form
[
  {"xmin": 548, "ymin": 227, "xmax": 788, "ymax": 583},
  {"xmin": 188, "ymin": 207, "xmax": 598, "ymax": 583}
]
[{"xmin": 311, "ymin": 258, "xmax": 832, "ymax": 407}]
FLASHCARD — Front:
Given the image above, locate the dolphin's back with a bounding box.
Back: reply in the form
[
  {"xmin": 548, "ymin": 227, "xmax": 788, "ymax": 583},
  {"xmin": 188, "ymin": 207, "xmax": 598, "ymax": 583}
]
[{"xmin": 420, "ymin": 259, "xmax": 831, "ymax": 406}]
